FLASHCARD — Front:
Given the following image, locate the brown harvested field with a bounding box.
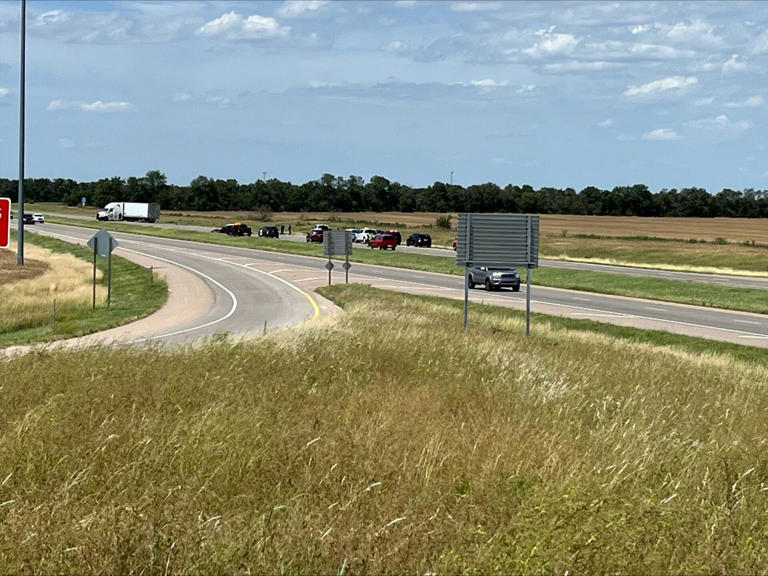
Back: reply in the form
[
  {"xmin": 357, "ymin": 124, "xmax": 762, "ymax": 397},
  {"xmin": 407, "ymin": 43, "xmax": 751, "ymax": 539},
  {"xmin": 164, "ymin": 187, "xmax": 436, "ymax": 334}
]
[{"xmin": 541, "ymin": 215, "xmax": 768, "ymax": 243}]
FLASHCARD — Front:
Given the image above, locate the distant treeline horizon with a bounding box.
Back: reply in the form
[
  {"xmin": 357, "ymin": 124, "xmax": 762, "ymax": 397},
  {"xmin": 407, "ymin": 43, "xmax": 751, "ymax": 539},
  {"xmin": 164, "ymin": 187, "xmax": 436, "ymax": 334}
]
[{"xmin": 2, "ymin": 171, "xmax": 767, "ymax": 218}]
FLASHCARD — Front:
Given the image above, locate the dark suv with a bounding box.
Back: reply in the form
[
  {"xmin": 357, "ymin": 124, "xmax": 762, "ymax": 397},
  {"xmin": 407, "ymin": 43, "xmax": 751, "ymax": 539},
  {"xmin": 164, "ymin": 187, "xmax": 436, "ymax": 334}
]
[
  {"xmin": 212, "ymin": 222, "xmax": 252, "ymax": 236},
  {"xmin": 406, "ymin": 233, "xmax": 432, "ymax": 247},
  {"xmin": 259, "ymin": 225, "xmax": 279, "ymax": 238}
]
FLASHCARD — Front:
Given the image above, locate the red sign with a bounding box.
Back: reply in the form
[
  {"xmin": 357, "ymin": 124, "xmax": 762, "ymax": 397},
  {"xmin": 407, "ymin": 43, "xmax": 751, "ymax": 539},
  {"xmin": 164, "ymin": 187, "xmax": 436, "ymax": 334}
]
[{"xmin": 0, "ymin": 197, "xmax": 10, "ymax": 249}]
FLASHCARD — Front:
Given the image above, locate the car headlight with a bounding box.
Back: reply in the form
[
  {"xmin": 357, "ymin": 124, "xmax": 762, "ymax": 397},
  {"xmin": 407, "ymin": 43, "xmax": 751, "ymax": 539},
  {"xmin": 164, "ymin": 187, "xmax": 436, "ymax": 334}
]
[{"xmin": 514, "ymin": 273, "xmax": 520, "ymax": 279}]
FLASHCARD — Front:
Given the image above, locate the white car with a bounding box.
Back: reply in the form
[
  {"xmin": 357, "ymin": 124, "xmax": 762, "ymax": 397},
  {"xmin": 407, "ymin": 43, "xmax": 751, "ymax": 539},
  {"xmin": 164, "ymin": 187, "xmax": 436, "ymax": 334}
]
[
  {"xmin": 354, "ymin": 227, "xmax": 377, "ymax": 243},
  {"xmin": 32, "ymin": 213, "xmax": 45, "ymax": 223}
]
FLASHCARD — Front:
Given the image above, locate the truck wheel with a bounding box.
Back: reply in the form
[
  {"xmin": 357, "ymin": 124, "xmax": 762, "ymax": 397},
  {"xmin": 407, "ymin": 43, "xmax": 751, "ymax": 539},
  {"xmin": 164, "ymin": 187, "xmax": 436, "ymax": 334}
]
[
  {"xmin": 392, "ymin": 246, "xmax": 396, "ymax": 251},
  {"xmin": 468, "ymin": 275, "xmax": 475, "ymax": 289},
  {"xmin": 485, "ymin": 279, "xmax": 492, "ymax": 291},
  {"xmin": 513, "ymin": 285, "xmax": 520, "ymax": 292}
]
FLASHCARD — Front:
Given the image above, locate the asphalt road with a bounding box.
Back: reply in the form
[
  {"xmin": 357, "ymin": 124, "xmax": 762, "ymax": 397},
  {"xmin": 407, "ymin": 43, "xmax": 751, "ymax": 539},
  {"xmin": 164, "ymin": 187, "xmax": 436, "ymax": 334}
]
[
  {"xmin": 22, "ymin": 221, "xmax": 768, "ymax": 348},
  {"xmin": 42, "ymin": 212, "xmax": 768, "ymax": 289},
  {"xmin": 27, "ymin": 223, "xmax": 322, "ymax": 346}
]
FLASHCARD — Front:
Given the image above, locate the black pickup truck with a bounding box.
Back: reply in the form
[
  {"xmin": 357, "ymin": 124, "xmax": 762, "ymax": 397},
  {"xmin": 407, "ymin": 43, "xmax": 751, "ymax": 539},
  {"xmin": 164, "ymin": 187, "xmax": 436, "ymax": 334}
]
[{"xmin": 212, "ymin": 223, "xmax": 252, "ymax": 236}]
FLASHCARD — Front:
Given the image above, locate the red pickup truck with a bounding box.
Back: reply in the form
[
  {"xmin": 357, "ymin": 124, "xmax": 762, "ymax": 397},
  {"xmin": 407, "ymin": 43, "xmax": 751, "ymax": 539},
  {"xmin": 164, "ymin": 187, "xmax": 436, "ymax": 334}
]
[{"xmin": 369, "ymin": 233, "xmax": 397, "ymax": 250}]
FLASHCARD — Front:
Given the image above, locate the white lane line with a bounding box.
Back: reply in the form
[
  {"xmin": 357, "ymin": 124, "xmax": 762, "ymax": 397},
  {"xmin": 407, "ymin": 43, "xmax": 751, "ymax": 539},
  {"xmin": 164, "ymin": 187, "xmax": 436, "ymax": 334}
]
[
  {"xmin": 739, "ymin": 335, "xmax": 768, "ymax": 339},
  {"xmin": 291, "ymin": 276, "xmax": 328, "ymax": 283},
  {"xmin": 573, "ymin": 297, "xmax": 592, "ymax": 302},
  {"xmin": 116, "ymin": 248, "xmax": 239, "ymax": 342},
  {"xmin": 570, "ymin": 313, "xmax": 627, "ymax": 318},
  {"xmin": 734, "ymin": 319, "xmax": 761, "ymax": 325},
  {"xmin": 644, "ymin": 307, "xmax": 666, "ymax": 312}
]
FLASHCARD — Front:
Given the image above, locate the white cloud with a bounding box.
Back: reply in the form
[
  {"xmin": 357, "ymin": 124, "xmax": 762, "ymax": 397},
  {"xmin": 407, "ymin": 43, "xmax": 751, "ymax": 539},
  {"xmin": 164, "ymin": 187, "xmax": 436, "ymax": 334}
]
[
  {"xmin": 690, "ymin": 114, "xmax": 751, "ymax": 131},
  {"xmin": 0, "ymin": 87, "xmax": 8, "ymax": 100},
  {"xmin": 598, "ymin": 118, "xmax": 613, "ymax": 127},
  {"xmin": 450, "ymin": 2, "xmax": 502, "ymax": 12},
  {"xmin": 36, "ymin": 10, "xmax": 70, "ymax": 25},
  {"xmin": 523, "ymin": 29, "xmax": 579, "ymax": 57},
  {"xmin": 469, "ymin": 78, "xmax": 508, "ymax": 88},
  {"xmin": 82, "ymin": 100, "xmax": 132, "ymax": 112},
  {"xmin": 47, "ymin": 99, "xmax": 132, "ymax": 112},
  {"xmin": 642, "ymin": 128, "xmax": 679, "ymax": 140},
  {"xmin": 206, "ymin": 95, "xmax": 230, "ymax": 108},
  {"xmin": 754, "ymin": 30, "xmax": 768, "ymax": 54},
  {"xmin": 722, "ymin": 54, "xmax": 746, "ymax": 72},
  {"xmin": 384, "ymin": 40, "xmax": 408, "ymax": 53},
  {"xmin": 173, "ymin": 92, "xmax": 192, "ymax": 103},
  {"xmin": 694, "ymin": 96, "xmax": 715, "ymax": 106},
  {"xmin": 624, "ymin": 75, "xmax": 697, "ymax": 96},
  {"xmin": 394, "ymin": 0, "xmax": 417, "ymax": 7},
  {"xmin": 197, "ymin": 11, "xmax": 289, "ymax": 39},
  {"xmin": 544, "ymin": 60, "xmax": 618, "ymax": 72},
  {"xmin": 667, "ymin": 20, "xmax": 720, "ymax": 44},
  {"xmin": 629, "ymin": 24, "xmax": 649, "ymax": 35},
  {"xmin": 724, "ymin": 95, "xmax": 763, "ymax": 108},
  {"xmin": 56, "ymin": 138, "xmax": 74, "ymax": 148},
  {"xmin": 277, "ymin": 1, "xmax": 328, "ymax": 19}
]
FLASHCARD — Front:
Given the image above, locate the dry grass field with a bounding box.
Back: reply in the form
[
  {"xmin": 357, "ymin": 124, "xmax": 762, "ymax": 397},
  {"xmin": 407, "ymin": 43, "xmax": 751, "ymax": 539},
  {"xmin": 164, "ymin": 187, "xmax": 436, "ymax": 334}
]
[
  {"xmin": 0, "ymin": 244, "xmax": 105, "ymax": 336},
  {"xmin": 1, "ymin": 285, "xmax": 767, "ymax": 573},
  {"xmin": 0, "ymin": 244, "xmax": 104, "ymax": 309}
]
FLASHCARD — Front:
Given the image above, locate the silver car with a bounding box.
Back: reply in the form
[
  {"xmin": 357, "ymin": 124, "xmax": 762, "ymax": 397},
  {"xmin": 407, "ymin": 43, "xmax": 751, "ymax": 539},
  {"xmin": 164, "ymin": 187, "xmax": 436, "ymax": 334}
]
[{"xmin": 467, "ymin": 266, "xmax": 521, "ymax": 291}]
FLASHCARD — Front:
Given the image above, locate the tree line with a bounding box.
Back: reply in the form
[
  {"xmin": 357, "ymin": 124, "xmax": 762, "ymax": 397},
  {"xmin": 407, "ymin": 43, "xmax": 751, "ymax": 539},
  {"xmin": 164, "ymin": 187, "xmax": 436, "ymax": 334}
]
[{"xmin": 2, "ymin": 170, "xmax": 768, "ymax": 218}]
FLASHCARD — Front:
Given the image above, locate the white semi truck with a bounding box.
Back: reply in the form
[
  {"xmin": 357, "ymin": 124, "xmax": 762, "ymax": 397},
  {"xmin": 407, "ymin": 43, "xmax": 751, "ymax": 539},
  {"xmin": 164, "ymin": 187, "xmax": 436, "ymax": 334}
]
[{"xmin": 96, "ymin": 202, "xmax": 160, "ymax": 223}]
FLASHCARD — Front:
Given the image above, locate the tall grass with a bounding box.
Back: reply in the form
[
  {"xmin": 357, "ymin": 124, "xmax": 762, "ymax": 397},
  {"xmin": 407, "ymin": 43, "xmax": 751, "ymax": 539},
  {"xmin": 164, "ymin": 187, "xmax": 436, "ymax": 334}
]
[
  {"xmin": 0, "ymin": 232, "xmax": 167, "ymax": 346},
  {"xmin": 1, "ymin": 285, "xmax": 766, "ymax": 573}
]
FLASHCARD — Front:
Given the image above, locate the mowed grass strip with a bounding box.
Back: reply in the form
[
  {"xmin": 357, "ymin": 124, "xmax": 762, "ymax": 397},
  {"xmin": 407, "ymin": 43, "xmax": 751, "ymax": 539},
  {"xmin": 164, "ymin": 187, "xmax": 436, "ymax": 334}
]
[
  {"xmin": 0, "ymin": 231, "xmax": 167, "ymax": 346},
  {"xmin": 47, "ymin": 215, "xmax": 768, "ymax": 314},
  {"xmin": 1, "ymin": 284, "xmax": 767, "ymax": 573}
]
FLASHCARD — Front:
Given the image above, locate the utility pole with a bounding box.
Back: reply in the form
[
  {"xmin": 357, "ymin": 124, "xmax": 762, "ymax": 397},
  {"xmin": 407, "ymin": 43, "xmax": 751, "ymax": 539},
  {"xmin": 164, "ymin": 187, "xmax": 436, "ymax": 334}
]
[
  {"xmin": 262, "ymin": 171, "xmax": 267, "ymax": 181},
  {"xmin": 450, "ymin": 170, "xmax": 453, "ymax": 185},
  {"xmin": 17, "ymin": 0, "xmax": 25, "ymax": 266}
]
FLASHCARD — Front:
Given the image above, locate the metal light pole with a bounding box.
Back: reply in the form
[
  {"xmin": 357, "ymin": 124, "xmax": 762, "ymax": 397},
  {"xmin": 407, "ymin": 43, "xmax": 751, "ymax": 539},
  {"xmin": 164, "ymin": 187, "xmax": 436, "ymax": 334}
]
[
  {"xmin": 17, "ymin": 0, "xmax": 25, "ymax": 265},
  {"xmin": 450, "ymin": 170, "xmax": 453, "ymax": 185}
]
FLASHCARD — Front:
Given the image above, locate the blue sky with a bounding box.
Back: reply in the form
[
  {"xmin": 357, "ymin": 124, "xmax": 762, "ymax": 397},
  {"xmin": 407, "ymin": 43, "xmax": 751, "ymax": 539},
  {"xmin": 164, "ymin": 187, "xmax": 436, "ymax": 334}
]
[{"xmin": 0, "ymin": 0, "xmax": 766, "ymax": 192}]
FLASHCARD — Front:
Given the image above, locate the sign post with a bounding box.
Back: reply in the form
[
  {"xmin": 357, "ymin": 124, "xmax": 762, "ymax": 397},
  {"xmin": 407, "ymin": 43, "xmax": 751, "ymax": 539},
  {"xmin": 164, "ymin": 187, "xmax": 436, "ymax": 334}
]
[
  {"xmin": 0, "ymin": 197, "xmax": 10, "ymax": 249},
  {"xmin": 87, "ymin": 229, "xmax": 119, "ymax": 308},
  {"xmin": 456, "ymin": 213, "xmax": 540, "ymax": 334},
  {"xmin": 323, "ymin": 230, "xmax": 353, "ymax": 286}
]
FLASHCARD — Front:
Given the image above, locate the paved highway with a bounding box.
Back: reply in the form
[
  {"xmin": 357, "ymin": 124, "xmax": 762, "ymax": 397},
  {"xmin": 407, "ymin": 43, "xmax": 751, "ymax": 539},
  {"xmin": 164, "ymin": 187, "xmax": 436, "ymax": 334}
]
[
  {"xmin": 23, "ymin": 222, "xmax": 768, "ymax": 348},
  {"xmin": 43, "ymin": 212, "xmax": 768, "ymax": 290}
]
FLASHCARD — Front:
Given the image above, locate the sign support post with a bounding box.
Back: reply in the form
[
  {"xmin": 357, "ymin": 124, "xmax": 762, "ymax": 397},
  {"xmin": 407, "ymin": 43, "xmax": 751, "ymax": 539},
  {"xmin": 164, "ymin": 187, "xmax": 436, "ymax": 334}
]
[
  {"xmin": 107, "ymin": 237, "xmax": 113, "ymax": 306},
  {"xmin": 87, "ymin": 229, "xmax": 119, "ymax": 310},
  {"xmin": 92, "ymin": 243, "xmax": 97, "ymax": 309},
  {"xmin": 526, "ymin": 216, "xmax": 532, "ymax": 337}
]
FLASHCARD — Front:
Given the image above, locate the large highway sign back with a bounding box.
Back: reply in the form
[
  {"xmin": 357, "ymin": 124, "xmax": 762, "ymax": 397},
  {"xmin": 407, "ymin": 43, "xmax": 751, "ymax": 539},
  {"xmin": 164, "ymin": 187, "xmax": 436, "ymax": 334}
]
[{"xmin": 0, "ymin": 197, "xmax": 10, "ymax": 249}]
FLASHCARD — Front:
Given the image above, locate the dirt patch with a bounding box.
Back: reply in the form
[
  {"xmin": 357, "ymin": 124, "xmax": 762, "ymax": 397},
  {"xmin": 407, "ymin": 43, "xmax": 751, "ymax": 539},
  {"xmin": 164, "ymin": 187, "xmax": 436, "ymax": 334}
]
[{"xmin": 0, "ymin": 249, "xmax": 49, "ymax": 282}]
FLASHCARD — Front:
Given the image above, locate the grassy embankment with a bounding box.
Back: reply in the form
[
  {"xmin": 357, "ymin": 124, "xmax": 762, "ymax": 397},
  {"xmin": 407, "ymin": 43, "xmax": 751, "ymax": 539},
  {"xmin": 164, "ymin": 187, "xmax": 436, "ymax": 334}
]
[
  {"xmin": 0, "ymin": 231, "xmax": 167, "ymax": 346},
  {"xmin": 47, "ymin": 214, "xmax": 768, "ymax": 314},
  {"xmin": 1, "ymin": 284, "xmax": 766, "ymax": 573}
]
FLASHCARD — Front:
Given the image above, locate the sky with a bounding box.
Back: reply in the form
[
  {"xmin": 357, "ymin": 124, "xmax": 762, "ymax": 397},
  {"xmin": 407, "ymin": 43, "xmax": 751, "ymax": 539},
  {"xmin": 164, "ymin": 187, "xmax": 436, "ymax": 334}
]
[{"xmin": 0, "ymin": 0, "xmax": 766, "ymax": 192}]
